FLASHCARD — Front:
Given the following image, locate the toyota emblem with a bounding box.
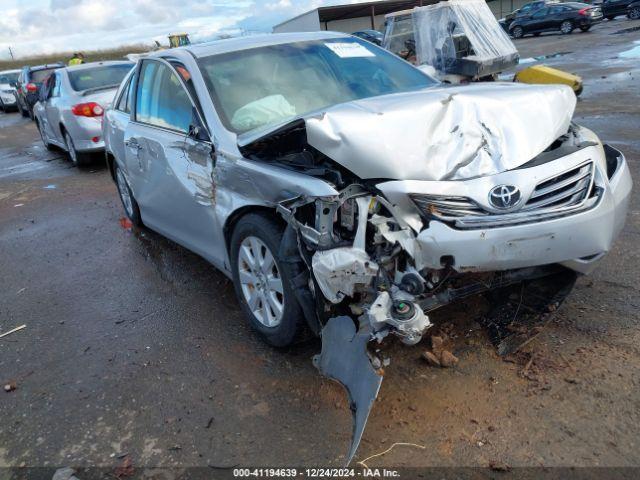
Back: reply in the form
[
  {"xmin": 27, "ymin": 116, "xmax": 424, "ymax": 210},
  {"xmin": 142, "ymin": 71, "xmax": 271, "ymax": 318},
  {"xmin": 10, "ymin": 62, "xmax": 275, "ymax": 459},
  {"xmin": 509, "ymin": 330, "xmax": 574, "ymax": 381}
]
[{"xmin": 489, "ymin": 185, "xmax": 522, "ymax": 209}]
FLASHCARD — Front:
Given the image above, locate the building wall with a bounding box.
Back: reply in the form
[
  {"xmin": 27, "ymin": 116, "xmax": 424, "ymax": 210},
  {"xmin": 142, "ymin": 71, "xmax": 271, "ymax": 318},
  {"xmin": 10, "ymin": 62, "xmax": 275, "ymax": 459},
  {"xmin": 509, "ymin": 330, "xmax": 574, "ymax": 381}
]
[
  {"xmin": 487, "ymin": 0, "xmax": 532, "ymax": 18},
  {"xmin": 322, "ymin": 14, "xmax": 388, "ymax": 33},
  {"xmin": 273, "ymin": 0, "xmax": 528, "ymax": 35},
  {"xmin": 273, "ymin": 10, "xmax": 321, "ymax": 33}
]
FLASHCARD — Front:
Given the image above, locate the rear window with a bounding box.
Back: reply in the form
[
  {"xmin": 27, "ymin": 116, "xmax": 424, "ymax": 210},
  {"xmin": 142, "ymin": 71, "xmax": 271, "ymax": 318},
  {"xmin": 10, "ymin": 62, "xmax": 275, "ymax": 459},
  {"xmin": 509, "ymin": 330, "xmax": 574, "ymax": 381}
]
[
  {"xmin": 68, "ymin": 64, "xmax": 133, "ymax": 92},
  {"xmin": 31, "ymin": 68, "xmax": 58, "ymax": 84}
]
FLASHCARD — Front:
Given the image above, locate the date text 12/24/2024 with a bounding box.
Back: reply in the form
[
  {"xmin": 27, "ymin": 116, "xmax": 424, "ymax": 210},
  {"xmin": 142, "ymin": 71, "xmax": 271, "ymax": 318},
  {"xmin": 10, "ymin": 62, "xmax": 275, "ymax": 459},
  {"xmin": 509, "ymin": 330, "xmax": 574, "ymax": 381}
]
[{"xmin": 233, "ymin": 468, "xmax": 401, "ymax": 478}]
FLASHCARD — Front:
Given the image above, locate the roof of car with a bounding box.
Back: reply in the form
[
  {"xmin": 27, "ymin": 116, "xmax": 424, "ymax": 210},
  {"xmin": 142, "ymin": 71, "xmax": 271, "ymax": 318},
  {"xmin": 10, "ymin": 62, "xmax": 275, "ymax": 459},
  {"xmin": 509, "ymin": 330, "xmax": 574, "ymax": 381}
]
[
  {"xmin": 0, "ymin": 69, "xmax": 21, "ymax": 75},
  {"xmin": 27, "ymin": 63, "xmax": 64, "ymax": 71},
  {"xmin": 175, "ymin": 32, "xmax": 350, "ymax": 58},
  {"xmin": 64, "ymin": 60, "xmax": 134, "ymax": 73}
]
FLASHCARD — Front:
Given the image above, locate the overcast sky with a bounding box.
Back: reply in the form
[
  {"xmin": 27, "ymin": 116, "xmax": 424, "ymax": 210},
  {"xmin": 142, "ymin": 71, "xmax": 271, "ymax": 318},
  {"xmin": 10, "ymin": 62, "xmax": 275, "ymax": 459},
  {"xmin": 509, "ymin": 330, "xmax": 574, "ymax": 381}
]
[{"xmin": 0, "ymin": 0, "xmax": 367, "ymax": 60}]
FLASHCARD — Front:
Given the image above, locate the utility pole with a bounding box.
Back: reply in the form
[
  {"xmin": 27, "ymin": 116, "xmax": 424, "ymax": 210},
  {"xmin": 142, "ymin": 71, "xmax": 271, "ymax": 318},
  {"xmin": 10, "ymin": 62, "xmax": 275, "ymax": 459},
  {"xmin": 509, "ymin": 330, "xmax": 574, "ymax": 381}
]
[{"xmin": 8, "ymin": 47, "xmax": 14, "ymax": 60}]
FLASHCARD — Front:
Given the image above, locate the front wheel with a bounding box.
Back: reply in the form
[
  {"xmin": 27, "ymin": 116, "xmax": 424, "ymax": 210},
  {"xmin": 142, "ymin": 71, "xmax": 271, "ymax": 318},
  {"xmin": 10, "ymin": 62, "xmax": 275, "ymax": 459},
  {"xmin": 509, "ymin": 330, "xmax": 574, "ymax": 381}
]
[
  {"xmin": 560, "ymin": 20, "xmax": 574, "ymax": 34},
  {"xmin": 629, "ymin": 7, "xmax": 640, "ymax": 19},
  {"xmin": 511, "ymin": 26, "xmax": 524, "ymax": 39},
  {"xmin": 230, "ymin": 214, "xmax": 304, "ymax": 347},
  {"xmin": 115, "ymin": 164, "xmax": 142, "ymax": 226}
]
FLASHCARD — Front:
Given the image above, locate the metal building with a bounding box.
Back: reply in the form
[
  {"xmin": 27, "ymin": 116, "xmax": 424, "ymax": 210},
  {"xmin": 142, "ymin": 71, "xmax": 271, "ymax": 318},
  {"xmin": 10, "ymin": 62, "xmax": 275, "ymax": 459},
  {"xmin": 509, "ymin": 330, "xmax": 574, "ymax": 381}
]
[{"xmin": 272, "ymin": 0, "xmax": 533, "ymax": 34}]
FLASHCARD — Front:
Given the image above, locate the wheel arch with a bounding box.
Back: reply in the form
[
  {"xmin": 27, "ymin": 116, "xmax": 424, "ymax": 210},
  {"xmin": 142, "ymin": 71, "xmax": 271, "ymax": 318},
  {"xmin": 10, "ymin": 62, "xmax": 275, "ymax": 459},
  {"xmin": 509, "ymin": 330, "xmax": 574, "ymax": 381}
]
[{"xmin": 223, "ymin": 205, "xmax": 285, "ymax": 259}]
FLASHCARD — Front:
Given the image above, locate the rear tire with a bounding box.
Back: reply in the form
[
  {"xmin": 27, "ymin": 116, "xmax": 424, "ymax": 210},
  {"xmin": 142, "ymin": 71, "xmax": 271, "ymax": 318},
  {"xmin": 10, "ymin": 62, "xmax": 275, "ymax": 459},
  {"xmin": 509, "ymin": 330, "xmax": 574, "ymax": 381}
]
[
  {"xmin": 533, "ymin": 32, "xmax": 541, "ymax": 37},
  {"xmin": 579, "ymin": 25, "xmax": 591, "ymax": 32},
  {"xmin": 560, "ymin": 20, "xmax": 574, "ymax": 34},
  {"xmin": 115, "ymin": 164, "xmax": 142, "ymax": 226},
  {"xmin": 629, "ymin": 8, "xmax": 640, "ymax": 19},
  {"xmin": 230, "ymin": 213, "xmax": 304, "ymax": 347},
  {"xmin": 511, "ymin": 26, "xmax": 524, "ymax": 39},
  {"xmin": 20, "ymin": 102, "xmax": 29, "ymax": 117},
  {"xmin": 606, "ymin": 15, "xmax": 615, "ymax": 20},
  {"xmin": 64, "ymin": 130, "xmax": 90, "ymax": 167}
]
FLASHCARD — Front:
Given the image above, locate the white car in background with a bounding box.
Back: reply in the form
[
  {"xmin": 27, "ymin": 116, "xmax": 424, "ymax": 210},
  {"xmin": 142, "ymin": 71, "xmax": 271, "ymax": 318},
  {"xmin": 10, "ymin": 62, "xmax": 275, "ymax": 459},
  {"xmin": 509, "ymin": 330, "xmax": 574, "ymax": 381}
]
[
  {"xmin": 33, "ymin": 61, "xmax": 133, "ymax": 166},
  {"xmin": 0, "ymin": 69, "xmax": 20, "ymax": 112}
]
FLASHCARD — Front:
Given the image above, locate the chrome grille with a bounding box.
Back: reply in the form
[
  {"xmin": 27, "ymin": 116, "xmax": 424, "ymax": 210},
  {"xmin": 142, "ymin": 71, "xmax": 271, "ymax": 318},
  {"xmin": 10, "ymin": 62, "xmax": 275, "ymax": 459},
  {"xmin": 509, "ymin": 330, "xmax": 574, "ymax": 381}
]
[
  {"xmin": 411, "ymin": 161, "xmax": 598, "ymax": 229},
  {"xmin": 523, "ymin": 162, "xmax": 594, "ymax": 211}
]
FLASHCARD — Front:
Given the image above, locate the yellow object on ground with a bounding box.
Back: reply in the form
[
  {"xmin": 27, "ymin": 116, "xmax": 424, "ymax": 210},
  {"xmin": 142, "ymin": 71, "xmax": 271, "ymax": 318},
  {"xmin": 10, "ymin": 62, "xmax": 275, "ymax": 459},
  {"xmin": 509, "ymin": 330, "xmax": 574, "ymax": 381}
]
[{"xmin": 514, "ymin": 64, "xmax": 583, "ymax": 96}]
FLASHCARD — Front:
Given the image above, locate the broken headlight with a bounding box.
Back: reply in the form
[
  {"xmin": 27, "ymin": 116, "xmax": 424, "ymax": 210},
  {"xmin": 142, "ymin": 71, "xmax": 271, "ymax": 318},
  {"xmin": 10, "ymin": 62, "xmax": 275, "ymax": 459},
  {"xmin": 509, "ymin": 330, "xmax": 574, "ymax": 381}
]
[{"xmin": 410, "ymin": 194, "xmax": 486, "ymax": 223}]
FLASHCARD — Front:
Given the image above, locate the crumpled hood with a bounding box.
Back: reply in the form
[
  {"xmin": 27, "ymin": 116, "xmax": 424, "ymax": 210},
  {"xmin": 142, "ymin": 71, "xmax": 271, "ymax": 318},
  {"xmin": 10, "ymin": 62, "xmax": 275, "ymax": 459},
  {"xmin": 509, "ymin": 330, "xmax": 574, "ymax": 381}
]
[{"xmin": 305, "ymin": 82, "xmax": 576, "ymax": 181}]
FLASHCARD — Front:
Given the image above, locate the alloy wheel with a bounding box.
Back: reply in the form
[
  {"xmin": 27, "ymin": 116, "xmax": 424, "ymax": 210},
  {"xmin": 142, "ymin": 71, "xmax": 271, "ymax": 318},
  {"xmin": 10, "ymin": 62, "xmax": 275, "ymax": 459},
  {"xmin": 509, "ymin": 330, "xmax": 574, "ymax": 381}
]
[
  {"xmin": 116, "ymin": 168, "xmax": 134, "ymax": 218},
  {"xmin": 237, "ymin": 236, "xmax": 285, "ymax": 328},
  {"xmin": 561, "ymin": 21, "xmax": 573, "ymax": 34},
  {"xmin": 512, "ymin": 26, "xmax": 523, "ymax": 38},
  {"xmin": 630, "ymin": 7, "xmax": 640, "ymax": 19}
]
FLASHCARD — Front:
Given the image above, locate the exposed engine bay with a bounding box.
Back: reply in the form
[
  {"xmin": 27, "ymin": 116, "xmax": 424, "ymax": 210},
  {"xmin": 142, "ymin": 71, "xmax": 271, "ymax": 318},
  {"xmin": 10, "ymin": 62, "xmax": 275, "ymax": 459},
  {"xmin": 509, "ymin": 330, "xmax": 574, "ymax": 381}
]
[{"xmin": 237, "ymin": 110, "xmax": 619, "ymax": 465}]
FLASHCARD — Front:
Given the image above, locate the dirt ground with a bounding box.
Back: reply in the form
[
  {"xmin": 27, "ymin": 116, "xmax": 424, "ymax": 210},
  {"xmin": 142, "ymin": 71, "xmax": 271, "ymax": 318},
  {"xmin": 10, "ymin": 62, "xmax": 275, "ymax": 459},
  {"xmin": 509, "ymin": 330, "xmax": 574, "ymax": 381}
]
[{"xmin": 1, "ymin": 19, "xmax": 639, "ymax": 475}]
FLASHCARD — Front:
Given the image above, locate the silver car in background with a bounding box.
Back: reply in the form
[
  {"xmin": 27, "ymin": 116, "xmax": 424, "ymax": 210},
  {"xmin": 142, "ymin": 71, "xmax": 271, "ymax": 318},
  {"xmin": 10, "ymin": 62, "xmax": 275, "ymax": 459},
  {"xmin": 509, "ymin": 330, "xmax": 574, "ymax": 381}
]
[
  {"xmin": 102, "ymin": 32, "xmax": 631, "ymax": 463},
  {"xmin": 0, "ymin": 69, "xmax": 20, "ymax": 112},
  {"xmin": 34, "ymin": 61, "xmax": 133, "ymax": 166}
]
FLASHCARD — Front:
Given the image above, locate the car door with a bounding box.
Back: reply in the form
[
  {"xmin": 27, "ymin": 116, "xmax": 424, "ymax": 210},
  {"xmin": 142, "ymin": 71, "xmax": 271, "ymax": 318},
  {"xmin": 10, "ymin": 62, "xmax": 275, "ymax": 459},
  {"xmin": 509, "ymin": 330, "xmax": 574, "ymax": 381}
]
[
  {"xmin": 602, "ymin": 0, "xmax": 625, "ymax": 15},
  {"xmin": 545, "ymin": 6, "xmax": 566, "ymax": 31},
  {"xmin": 44, "ymin": 72, "xmax": 63, "ymax": 143},
  {"xmin": 106, "ymin": 71, "xmax": 136, "ymax": 167},
  {"xmin": 527, "ymin": 7, "xmax": 550, "ymax": 32},
  {"xmin": 124, "ymin": 58, "xmax": 223, "ymax": 263}
]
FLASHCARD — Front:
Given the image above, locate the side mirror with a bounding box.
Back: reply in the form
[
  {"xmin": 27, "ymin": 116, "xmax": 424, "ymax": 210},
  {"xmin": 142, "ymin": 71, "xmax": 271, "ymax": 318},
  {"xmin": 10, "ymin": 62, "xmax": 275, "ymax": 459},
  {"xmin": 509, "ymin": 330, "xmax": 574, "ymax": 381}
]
[{"xmin": 188, "ymin": 107, "xmax": 211, "ymax": 143}]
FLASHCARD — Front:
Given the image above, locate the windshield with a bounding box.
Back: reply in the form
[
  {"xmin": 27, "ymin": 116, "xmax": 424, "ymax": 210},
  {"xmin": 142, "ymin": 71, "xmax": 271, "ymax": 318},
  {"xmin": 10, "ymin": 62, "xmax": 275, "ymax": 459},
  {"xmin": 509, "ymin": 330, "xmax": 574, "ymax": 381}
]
[
  {"xmin": 31, "ymin": 68, "xmax": 58, "ymax": 84},
  {"xmin": 68, "ymin": 64, "xmax": 133, "ymax": 92},
  {"xmin": 198, "ymin": 38, "xmax": 436, "ymax": 134},
  {"xmin": 0, "ymin": 72, "xmax": 19, "ymax": 85}
]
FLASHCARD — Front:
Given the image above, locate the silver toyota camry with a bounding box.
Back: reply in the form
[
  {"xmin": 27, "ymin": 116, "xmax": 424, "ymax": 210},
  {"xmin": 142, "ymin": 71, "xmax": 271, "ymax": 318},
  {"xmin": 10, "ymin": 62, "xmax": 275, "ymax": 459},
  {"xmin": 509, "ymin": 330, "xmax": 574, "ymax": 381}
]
[
  {"xmin": 34, "ymin": 61, "xmax": 133, "ymax": 166},
  {"xmin": 103, "ymin": 32, "xmax": 631, "ymax": 462}
]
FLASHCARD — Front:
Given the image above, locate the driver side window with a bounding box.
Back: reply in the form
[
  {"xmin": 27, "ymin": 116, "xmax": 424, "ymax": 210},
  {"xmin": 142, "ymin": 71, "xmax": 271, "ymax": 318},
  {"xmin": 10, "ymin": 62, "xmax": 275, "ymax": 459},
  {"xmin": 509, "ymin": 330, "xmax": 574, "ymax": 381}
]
[
  {"xmin": 532, "ymin": 8, "xmax": 548, "ymax": 18},
  {"xmin": 135, "ymin": 60, "xmax": 193, "ymax": 134}
]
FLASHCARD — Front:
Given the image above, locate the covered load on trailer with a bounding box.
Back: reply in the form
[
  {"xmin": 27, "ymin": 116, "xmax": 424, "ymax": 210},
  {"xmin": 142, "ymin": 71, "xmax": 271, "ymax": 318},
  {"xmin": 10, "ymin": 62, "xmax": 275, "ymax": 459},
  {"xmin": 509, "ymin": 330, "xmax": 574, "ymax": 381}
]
[{"xmin": 384, "ymin": 0, "xmax": 519, "ymax": 79}]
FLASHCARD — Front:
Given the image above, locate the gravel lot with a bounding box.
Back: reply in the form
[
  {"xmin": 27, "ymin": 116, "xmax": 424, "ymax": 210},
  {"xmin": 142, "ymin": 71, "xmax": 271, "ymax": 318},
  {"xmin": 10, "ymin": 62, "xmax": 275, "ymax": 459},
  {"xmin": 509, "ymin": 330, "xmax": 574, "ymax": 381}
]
[{"xmin": 1, "ymin": 18, "xmax": 639, "ymax": 474}]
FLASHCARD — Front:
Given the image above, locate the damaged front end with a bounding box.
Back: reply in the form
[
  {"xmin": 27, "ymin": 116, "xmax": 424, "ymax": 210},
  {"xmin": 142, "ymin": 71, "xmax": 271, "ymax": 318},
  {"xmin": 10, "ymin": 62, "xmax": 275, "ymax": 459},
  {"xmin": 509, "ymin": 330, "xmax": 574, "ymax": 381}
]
[{"xmin": 237, "ymin": 82, "xmax": 631, "ymax": 465}]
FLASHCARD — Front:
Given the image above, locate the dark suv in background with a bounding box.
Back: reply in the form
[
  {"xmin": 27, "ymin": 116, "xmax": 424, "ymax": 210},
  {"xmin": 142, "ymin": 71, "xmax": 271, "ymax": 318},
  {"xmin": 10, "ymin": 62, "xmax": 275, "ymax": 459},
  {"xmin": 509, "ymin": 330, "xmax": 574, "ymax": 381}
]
[
  {"xmin": 510, "ymin": 2, "xmax": 603, "ymax": 37},
  {"xmin": 15, "ymin": 63, "xmax": 64, "ymax": 119}
]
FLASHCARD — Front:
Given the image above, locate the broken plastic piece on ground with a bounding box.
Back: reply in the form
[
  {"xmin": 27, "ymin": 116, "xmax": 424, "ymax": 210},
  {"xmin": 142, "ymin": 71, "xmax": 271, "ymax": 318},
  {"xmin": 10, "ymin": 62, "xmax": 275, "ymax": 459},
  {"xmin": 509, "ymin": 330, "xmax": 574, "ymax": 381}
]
[
  {"xmin": 119, "ymin": 217, "xmax": 133, "ymax": 230},
  {"xmin": 313, "ymin": 316, "xmax": 383, "ymax": 466},
  {"xmin": 0, "ymin": 324, "xmax": 26, "ymax": 339}
]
